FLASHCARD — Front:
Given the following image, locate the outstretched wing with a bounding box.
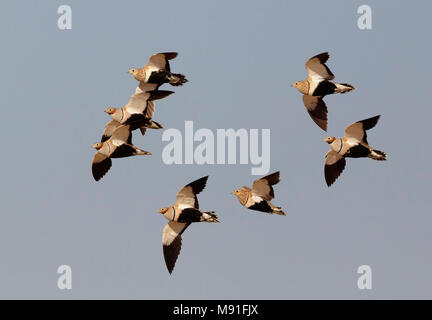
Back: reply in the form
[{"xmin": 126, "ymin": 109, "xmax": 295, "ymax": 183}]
[
  {"xmin": 162, "ymin": 221, "xmax": 190, "ymax": 274},
  {"xmin": 111, "ymin": 124, "xmax": 133, "ymax": 146},
  {"xmin": 125, "ymin": 92, "xmax": 151, "ymax": 114},
  {"xmin": 302, "ymin": 95, "xmax": 328, "ymax": 131},
  {"xmin": 345, "ymin": 115, "xmax": 380, "ymax": 144},
  {"xmin": 252, "ymin": 171, "xmax": 280, "ymax": 201},
  {"xmin": 143, "ymin": 100, "xmax": 155, "ymax": 119},
  {"xmin": 148, "ymin": 52, "xmax": 178, "ymax": 71},
  {"xmin": 175, "ymin": 176, "xmax": 208, "ymax": 209},
  {"xmin": 126, "ymin": 91, "xmax": 173, "ymax": 115},
  {"xmin": 135, "ymin": 81, "xmax": 159, "ymax": 94},
  {"xmin": 101, "ymin": 120, "xmax": 121, "ymax": 142},
  {"xmin": 305, "ymin": 52, "xmax": 335, "ymax": 82},
  {"xmin": 92, "ymin": 152, "xmax": 112, "ymax": 182},
  {"xmin": 324, "ymin": 150, "xmax": 346, "ymax": 187}
]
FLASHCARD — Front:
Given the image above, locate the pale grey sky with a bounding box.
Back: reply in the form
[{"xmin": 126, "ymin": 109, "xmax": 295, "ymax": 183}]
[{"xmin": 0, "ymin": 0, "xmax": 431, "ymax": 299}]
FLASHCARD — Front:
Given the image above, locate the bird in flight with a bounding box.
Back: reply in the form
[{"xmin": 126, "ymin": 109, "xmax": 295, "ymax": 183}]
[
  {"xmin": 292, "ymin": 52, "xmax": 354, "ymax": 131},
  {"xmin": 91, "ymin": 122, "xmax": 151, "ymax": 181},
  {"xmin": 128, "ymin": 52, "xmax": 188, "ymax": 87},
  {"xmin": 158, "ymin": 176, "xmax": 218, "ymax": 274},
  {"xmin": 232, "ymin": 171, "xmax": 286, "ymax": 215},
  {"xmin": 324, "ymin": 115, "xmax": 387, "ymax": 187},
  {"xmin": 102, "ymin": 85, "xmax": 174, "ymax": 141}
]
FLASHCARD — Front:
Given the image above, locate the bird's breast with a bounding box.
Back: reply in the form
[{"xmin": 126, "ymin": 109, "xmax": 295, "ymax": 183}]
[
  {"xmin": 111, "ymin": 109, "xmax": 125, "ymax": 123},
  {"xmin": 308, "ymin": 80, "xmax": 320, "ymax": 95},
  {"xmin": 100, "ymin": 143, "xmax": 111, "ymax": 156},
  {"xmin": 163, "ymin": 206, "xmax": 176, "ymax": 221},
  {"xmin": 330, "ymin": 139, "xmax": 343, "ymax": 154}
]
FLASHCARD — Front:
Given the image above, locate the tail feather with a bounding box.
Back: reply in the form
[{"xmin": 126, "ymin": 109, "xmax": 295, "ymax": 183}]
[
  {"xmin": 202, "ymin": 211, "xmax": 219, "ymax": 222},
  {"xmin": 135, "ymin": 148, "xmax": 152, "ymax": 156},
  {"xmin": 148, "ymin": 120, "xmax": 163, "ymax": 129},
  {"xmin": 368, "ymin": 149, "xmax": 387, "ymax": 161},
  {"xmin": 140, "ymin": 120, "xmax": 163, "ymax": 136},
  {"xmin": 272, "ymin": 207, "xmax": 286, "ymax": 216},
  {"xmin": 167, "ymin": 73, "xmax": 188, "ymax": 86},
  {"xmin": 268, "ymin": 202, "xmax": 286, "ymax": 216},
  {"xmin": 335, "ymin": 82, "xmax": 355, "ymax": 94},
  {"xmin": 139, "ymin": 127, "xmax": 147, "ymax": 136}
]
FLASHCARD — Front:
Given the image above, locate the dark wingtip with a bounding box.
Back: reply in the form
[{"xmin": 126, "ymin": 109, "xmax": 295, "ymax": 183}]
[
  {"xmin": 312, "ymin": 52, "xmax": 330, "ymax": 63},
  {"xmin": 321, "ymin": 123, "xmax": 328, "ymax": 132},
  {"xmin": 92, "ymin": 171, "xmax": 102, "ymax": 182},
  {"xmin": 313, "ymin": 118, "xmax": 328, "ymax": 132},
  {"xmin": 148, "ymin": 90, "xmax": 175, "ymax": 101},
  {"xmin": 198, "ymin": 175, "xmax": 209, "ymax": 183},
  {"xmin": 162, "ymin": 52, "xmax": 178, "ymax": 60},
  {"xmin": 361, "ymin": 115, "xmax": 381, "ymax": 131},
  {"xmin": 199, "ymin": 175, "xmax": 209, "ymax": 188}
]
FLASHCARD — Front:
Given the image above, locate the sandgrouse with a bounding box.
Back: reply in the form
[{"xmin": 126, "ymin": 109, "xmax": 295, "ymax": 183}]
[
  {"xmin": 102, "ymin": 87, "xmax": 173, "ymax": 141},
  {"xmin": 232, "ymin": 171, "xmax": 285, "ymax": 215},
  {"xmin": 91, "ymin": 122, "xmax": 151, "ymax": 181},
  {"xmin": 324, "ymin": 115, "xmax": 387, "ymax": 186},
  {"xmin": 292, "ymin": 52, "xmax": 355, "ymax": 131},
  {"xmin": 128, "ymin": 52, "xmax": 187, "ymax": 87},
  {"xmin": 158, "ymin": 176, "xmax": 218, "ymax": 274}
]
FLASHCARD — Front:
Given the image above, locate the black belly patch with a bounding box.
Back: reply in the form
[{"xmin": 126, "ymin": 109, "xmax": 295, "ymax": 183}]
[
  {"xmin": 110, "ymin": 144, "xmax": 136, "ymax": 158},
  {"xmin": 178, "ymin": 208, "xmax": 202, "ymax": 222},
  {"xmin": 248, "ymin": 201, "xmax": 272, "ymax": 213},
  {"xmin": 312, "ymin": 81, "xmax": 337, "ymax": 96},
  {"xmin": 148, "ymin": 71, "xmax": 169, "ymax": 84},
  {"xmin": 345, "ymin": 144, "xmax": 371, "ymax": 158},
  {"xmin": 124, "ymin": 114, "xmax": 151, "ymax": 128}
]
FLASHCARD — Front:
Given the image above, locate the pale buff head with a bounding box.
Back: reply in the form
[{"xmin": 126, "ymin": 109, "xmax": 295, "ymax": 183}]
[
  {"xmin": 104, "ymin": 107, "xmax": 116, "ymax": 115},
  {"xmin": 158, "ymin": 207, "xmax": 169, "ymax": 214},
  {"xmin": 92, "ymin": 142, "xmax": 104, "ymax": 150},
  {"xmin": 128, "ymin": 68, "xmax": 145, "ymax": 81},
  {"xmin": 292, "ymin": 80, "xmax": 309, "ymax": 95},
  {"xmin": 128, "ymin": 68, "xmax": 138, "ymax": 76},
  {"xmin": 231, "ymin": 189, "xmax": 248, "ymax": 206},
  {"xmin": 104, "ymin": 107, "xmax": 122, "ymax": 122},
  {"xmin": 324, "ymin": 136, "xmax": 336, "ymax": 144}
]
